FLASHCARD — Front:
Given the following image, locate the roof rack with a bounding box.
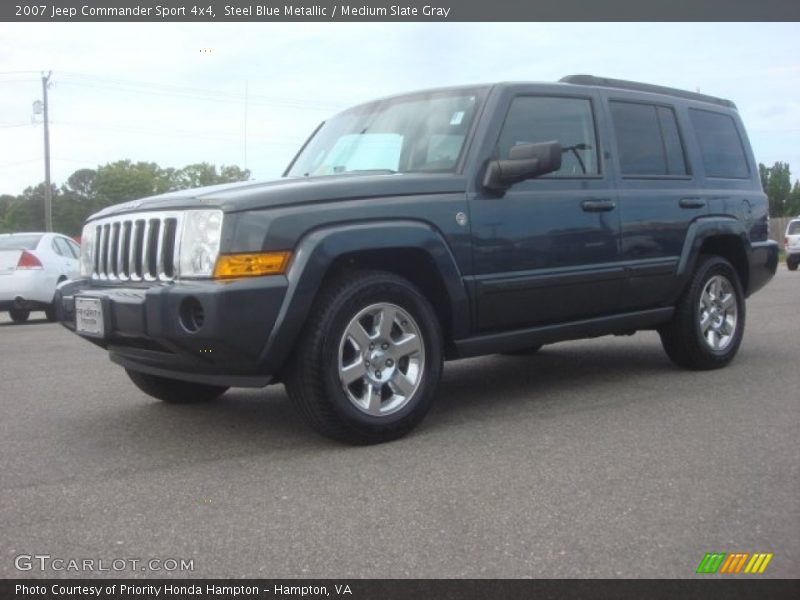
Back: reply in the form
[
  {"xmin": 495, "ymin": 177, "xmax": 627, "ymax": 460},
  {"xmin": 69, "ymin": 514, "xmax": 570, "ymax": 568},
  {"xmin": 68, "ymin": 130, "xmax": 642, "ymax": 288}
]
[{"xmin": 559, "ymin": 75, "xmax": 736, "ymax": 109}]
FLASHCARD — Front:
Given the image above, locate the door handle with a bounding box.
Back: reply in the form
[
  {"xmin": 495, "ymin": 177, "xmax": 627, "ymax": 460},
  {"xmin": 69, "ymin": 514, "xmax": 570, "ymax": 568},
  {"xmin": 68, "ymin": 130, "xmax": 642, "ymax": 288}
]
[
  {"xmin": 581, "ymin": 199, "xmax": 616, "ymax": 212},
  {"xmin": 679, "ymin": 197, "xmax": 705, "ymax": 209}
]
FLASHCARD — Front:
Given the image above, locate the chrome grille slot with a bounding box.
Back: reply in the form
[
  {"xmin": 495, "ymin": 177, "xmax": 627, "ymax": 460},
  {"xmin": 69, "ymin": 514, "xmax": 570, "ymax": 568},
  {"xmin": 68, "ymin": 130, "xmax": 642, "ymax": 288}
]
[
  {"xmin": 119, "ymin": 221, "xmax": 131, "ymax": 280},
  {"xmin": 108, "ymin": 222, "xmax": 120, "ymax": 280},
  {"xmin": 132, "ymin": 220, "xmax": 144, "ymax": 281},
  {"xmin": 89, "ymin": 212, "xmax": 184, "ymax": 283},
  {"xmin": 99, "ymin": 224, "xmax": 110, "ymax": 280}
]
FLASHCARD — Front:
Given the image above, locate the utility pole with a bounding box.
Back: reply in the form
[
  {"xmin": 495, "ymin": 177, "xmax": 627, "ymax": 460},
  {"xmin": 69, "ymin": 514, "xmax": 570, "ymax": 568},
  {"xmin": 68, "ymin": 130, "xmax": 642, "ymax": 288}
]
[
  {"xmin": 42, "ymin": 71, "xmax": 52, "ymax": 232},
  {"xmin": 244, "ymin": 80, "xmax": 249, "ymax": 171}
]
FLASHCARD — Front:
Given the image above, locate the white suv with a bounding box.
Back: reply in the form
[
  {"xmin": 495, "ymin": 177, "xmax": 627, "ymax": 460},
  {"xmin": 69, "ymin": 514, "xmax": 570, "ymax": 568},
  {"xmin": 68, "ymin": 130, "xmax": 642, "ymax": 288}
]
[{"xmin": 785, "ymin": 218, "xmax": 800, "ymax": 271}]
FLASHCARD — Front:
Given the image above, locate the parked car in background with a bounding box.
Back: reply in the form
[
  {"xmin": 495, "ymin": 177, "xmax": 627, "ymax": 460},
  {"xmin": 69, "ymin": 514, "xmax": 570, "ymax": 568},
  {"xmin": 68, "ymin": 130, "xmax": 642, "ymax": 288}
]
[
  {"xmin": 0, "ymin": 232, "xmax": 80, "ymax": 323},
  {"xmin": 784, "ymin": 218, "xmax": 800, "ymax": 271}
]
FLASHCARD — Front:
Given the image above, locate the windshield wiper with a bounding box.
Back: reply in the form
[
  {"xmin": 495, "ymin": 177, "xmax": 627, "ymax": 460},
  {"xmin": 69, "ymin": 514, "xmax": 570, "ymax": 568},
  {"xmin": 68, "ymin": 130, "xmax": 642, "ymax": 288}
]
[{"xmin": 339, "ymin": 168, "xmax": 398, "ymax": 175}]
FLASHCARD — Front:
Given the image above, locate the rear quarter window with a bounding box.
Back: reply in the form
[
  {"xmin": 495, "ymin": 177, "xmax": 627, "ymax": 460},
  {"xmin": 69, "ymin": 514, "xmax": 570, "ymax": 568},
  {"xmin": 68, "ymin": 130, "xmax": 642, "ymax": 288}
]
[{"xmin": 689, "ymin": 109, "xmax": 750, "ymax": 178}]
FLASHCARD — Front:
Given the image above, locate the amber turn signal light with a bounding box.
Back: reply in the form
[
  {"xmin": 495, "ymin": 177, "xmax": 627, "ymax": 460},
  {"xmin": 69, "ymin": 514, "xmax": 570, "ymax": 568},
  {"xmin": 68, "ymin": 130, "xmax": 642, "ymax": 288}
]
[{"xmin": 213, "ymin": 251, "xmax": 292, "ymax": 279}]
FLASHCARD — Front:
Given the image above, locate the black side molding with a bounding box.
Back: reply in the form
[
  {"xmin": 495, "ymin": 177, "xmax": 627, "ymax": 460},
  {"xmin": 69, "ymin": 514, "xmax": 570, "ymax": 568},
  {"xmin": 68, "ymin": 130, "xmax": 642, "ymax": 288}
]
[{"xmin": 453, "ymin": 307, "xmax": 674, "ymax": 358}]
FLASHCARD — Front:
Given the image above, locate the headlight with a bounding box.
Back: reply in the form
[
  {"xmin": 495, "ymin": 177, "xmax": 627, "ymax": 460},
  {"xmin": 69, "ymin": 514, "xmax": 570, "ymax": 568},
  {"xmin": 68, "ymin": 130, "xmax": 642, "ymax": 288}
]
[
  {"xmin": 79, "ymin": 222, "xmax": 96, "ymax": 278},
  {"xmin": 178, "ymin": 210, "xmax": 224, "ymax": 279}
]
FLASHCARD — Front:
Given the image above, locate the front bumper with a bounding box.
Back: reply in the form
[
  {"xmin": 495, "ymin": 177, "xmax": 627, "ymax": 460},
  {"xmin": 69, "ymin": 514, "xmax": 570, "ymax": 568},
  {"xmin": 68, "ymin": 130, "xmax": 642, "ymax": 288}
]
[
  {"xmin": 747, "ymin": 240, "xmax": 779, "ymax": 296},
  {"xmin": 58, "ymin": 276, "xmax": 288, "ymax": 387}
]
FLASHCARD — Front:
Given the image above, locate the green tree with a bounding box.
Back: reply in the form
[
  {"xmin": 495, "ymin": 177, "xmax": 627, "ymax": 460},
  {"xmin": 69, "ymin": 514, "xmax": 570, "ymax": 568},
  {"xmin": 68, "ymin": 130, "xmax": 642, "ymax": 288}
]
[
  {"xmin": 787, "ymin": 180, "xmax": 800, "ymax": 217},
  {"xmin": 172, "ymin": 162, "xmax": 250, "ymax": 189},
  {"xmin": 759, "ymin": 161, "xmax": 792, "ymax": 217},
  {"xmin": 0, "ymin": 160, "xmax": 251, "ymax": 234},
  {"xmin": 65, "ymin": 168, "xmax": 97, "ymax": 199},
  {"xmin": 0, "ymin": 194, "xmax": 15, "ymax": 228},
  {"xmin": 0, "ymin": 184, "xmax": 59, "ymax": 232},
  {"xmin": 93, "ymin": 160, "xmax": 172, "ymax": 209}
]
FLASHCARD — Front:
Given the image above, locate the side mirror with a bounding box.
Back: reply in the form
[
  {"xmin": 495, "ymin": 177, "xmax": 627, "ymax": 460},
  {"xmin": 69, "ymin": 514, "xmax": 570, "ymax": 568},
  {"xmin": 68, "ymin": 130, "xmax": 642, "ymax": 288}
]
[{"xmin": 483, "ymin": 141, "xmax": 562, "ymax": 192}]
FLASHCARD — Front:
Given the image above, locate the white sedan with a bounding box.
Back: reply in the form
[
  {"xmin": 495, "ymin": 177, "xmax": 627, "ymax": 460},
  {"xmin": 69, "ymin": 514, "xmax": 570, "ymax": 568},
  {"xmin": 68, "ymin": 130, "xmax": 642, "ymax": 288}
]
[{"xmin": 0, "ymin": 232, "xmax": 81, "ymax": 323}]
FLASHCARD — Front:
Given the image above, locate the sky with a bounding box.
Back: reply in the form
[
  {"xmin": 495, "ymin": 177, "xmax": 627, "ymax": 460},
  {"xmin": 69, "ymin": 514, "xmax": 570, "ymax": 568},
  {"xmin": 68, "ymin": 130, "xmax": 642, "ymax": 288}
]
[{"xmin": 0, "ymin": 22, "xmax": 799, "ymax": 196}]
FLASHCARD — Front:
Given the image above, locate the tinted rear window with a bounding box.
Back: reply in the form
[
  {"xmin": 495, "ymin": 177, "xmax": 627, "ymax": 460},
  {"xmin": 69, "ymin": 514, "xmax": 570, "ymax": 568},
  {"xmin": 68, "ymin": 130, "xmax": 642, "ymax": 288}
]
[
  {"xmin": 609, "ymin": 101, "xmax": 687, "ymax": 176},
  {"xmin": 788, "ymin": 221, "xmax": 800, "ymax": 235},
  {"xmin": 0, "ymin": 234, "xmax": 43, "ymax": 250},
  {"xmin": 689, "ymin": 109, "xmax": 750, "ymax": 178}
]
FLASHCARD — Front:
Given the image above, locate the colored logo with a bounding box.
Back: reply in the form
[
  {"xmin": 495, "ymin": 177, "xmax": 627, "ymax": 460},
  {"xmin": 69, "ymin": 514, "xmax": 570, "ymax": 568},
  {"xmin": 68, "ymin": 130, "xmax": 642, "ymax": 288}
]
[{"xmin": 696, "ymin": 552, "xmax": 773, "ymax": 574}]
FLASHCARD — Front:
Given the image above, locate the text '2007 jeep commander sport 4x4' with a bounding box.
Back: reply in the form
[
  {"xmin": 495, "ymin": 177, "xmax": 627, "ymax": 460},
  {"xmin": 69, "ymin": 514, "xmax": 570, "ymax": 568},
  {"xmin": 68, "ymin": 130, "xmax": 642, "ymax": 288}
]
[{"xmin": 59, "ymin": 75, "xmax": 778, "ymax": 444}]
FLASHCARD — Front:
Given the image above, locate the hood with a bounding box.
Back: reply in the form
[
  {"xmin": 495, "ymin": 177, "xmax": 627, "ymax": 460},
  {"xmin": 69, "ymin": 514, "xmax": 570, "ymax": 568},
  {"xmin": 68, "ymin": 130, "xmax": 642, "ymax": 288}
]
[{"xmin": 90, "ymin": 173, "xmax": 467, "ymax": 220}]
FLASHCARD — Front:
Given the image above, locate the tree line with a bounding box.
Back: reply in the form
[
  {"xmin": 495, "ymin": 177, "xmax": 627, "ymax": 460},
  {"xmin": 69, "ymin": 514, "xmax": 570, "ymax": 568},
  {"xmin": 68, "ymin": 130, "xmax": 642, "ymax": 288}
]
[
  {"xmin": 759, "ymin": 162, "xmax": 800, "ymax": 218},
  {"xmin": 0, "ymin": 160, "xmax": 250, "ymax": 236},
  {"xmin": 1, "ymin": 159, "xmax": 798, "ymax": 237}
]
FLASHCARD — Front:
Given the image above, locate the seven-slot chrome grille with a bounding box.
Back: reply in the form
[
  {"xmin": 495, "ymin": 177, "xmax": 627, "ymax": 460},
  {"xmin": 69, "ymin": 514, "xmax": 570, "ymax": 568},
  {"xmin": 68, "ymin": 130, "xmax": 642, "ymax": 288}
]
[{"xmin": 89, "ymin": 212, "xmax": 183, "ymax": 282}]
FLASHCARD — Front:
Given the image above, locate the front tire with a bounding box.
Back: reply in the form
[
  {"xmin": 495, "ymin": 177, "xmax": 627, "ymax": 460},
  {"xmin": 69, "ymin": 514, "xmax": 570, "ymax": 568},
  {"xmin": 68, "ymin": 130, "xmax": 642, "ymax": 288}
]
[
  {"xmin": 787, "ymin": 259, "xmax": 798, "ymax": 271},
  {"xmin": 9, "ymin": 308, "xmax": 30, "ymax": 323},
  {"xmin": 659, "ymin": 256, "xmax": 745, "ymax": 370},
  {"xmin": 285, "ymin": 270, "xmax": 443, "ymax": 444},
  {"xmin": 125, "ymin": 369, "xmax": 228, "ymax": 404}
]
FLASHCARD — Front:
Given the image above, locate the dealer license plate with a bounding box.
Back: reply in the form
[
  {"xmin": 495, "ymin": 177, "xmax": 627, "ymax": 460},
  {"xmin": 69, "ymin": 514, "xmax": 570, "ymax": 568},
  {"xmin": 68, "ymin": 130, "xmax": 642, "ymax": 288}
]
[{"xmin": 75, "ymin": 297, "xmax": 104, "ymax": 338}]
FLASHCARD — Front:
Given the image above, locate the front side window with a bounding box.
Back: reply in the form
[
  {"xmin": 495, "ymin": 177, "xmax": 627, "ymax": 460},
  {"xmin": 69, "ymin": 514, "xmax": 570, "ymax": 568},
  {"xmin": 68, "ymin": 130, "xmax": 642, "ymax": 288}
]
[
  {"xmin": 287, "ymin": 90, "xmax": 484, "ymax": 177},
  {"xmin": 689, "ymin": 108, "xmax": 750, "ymax": 179},
  {"xmin": 610, "ymin": 101, "xmax": 687, "ymax": 176},
  {"xmin": 496, "ymin": 96, "xmax": 599, "ymax": 177}
]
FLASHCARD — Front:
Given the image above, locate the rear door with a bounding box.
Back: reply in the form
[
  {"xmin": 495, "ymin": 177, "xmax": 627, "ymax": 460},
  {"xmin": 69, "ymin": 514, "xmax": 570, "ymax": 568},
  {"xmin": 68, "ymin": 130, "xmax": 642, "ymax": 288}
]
[{"xmin": 603, "ymin": 94, "xmax": 703, "ymax": 310}]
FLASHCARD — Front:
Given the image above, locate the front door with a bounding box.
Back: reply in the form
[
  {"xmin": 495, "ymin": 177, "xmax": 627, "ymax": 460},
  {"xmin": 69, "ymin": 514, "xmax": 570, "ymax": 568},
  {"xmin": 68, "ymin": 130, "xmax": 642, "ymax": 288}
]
[{"xmin": 468, "ymin": 91, "xmax": 623, "ymax": 332}]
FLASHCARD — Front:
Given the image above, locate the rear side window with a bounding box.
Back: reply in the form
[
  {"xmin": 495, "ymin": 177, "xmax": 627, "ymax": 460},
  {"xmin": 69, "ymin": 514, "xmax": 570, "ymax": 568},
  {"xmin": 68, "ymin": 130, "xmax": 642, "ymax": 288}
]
[
  {"xmin": 53, "ymin": 237, "xmax": 77, "ymax": 257},
  {"xmin": 496, "ymin": 96, "xmax": 600, "ymax": 177},
  {"xmin": 689, "ymin": 109, "xmax": 749, "ymax": 178},
  {"xmin": 67, "ymin": 239, "xmax": 81, "ymax": 258},
  {"xmin": 609, "ymin": 101, "xmax": 687, "ymax": 176},
  {"xmin": 0, "ymin": 234, "xmax": 42, "ymax": 250}
]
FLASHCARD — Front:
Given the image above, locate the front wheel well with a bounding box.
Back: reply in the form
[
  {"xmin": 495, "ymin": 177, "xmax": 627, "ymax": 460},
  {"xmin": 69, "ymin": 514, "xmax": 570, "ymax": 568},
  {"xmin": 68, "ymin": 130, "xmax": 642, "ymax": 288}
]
[
  {"xmin": 323, "ymin": 248, "xmax": 454, "ymax": 347},
  {"xmin": 698, "ymin": 235, "xmax": 749, "ymax": 294}
]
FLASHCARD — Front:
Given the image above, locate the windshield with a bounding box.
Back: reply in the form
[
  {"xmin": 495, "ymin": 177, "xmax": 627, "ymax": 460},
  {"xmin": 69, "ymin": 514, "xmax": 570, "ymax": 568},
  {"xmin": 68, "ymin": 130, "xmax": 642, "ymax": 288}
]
[
  {"xmin": 0, "ymin": 234, "xmax": 43, "ymax": 250},
  {"xmin": 287, "ymin": 89, "xmax": 485, "ymax": 177}
]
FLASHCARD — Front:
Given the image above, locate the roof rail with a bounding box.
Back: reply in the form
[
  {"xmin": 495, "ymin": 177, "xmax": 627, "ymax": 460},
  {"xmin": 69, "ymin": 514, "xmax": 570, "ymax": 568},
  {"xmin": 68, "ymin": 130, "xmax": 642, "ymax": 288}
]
[{"xmin": 559, "ymin": 75, "xmax": 736, "ymax": 109}]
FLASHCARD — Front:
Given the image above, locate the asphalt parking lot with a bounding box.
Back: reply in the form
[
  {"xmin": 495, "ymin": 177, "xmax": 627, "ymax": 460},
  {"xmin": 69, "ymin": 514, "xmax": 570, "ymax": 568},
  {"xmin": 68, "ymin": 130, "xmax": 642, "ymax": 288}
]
[{"xmin": 1, "ymin": 268, "xmax": 798, "ymax": 579}]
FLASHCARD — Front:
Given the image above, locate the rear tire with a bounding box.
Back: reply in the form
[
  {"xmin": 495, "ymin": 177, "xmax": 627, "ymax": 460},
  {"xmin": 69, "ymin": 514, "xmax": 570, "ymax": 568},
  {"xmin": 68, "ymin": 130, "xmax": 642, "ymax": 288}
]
[
  {"xmin": 659, "ymin": 256, "xmax": 745, "ymax": 370},
  {"xmin": 285, "ymin": 270, "xmax": 443, "ymax": 445},
  {"xmin": 125, "ymin": 369, "xmax": 228, "ymax": 404},
  {"xmin": 787, "ymin": 259, "xmax": 798, "ymax": 271},
  {"xmin": 9, "ymin": 308, "xmax": 30, "ymax": 323}
]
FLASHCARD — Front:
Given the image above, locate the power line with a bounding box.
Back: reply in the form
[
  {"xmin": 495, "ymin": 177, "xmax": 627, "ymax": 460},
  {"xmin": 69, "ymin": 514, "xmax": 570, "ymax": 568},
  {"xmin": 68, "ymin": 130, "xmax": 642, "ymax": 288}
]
[
  {"xmin": 53, "ymin": 120, "xmax": 301, "ymax": 146},
  {"xmin": 56, "ymin": 71, "xmax": 342, "ymax": 111},
  {"xmin": 0, "ymin": 158, "xmax": 41, "ymax": 168}
]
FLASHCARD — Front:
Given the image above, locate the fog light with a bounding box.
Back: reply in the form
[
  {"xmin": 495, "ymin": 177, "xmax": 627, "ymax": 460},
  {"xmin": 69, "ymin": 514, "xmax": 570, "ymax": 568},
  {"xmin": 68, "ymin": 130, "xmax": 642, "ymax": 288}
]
[{"xmin": 179, "ymin": 297, "xmax": 204, "ymax": 333}]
